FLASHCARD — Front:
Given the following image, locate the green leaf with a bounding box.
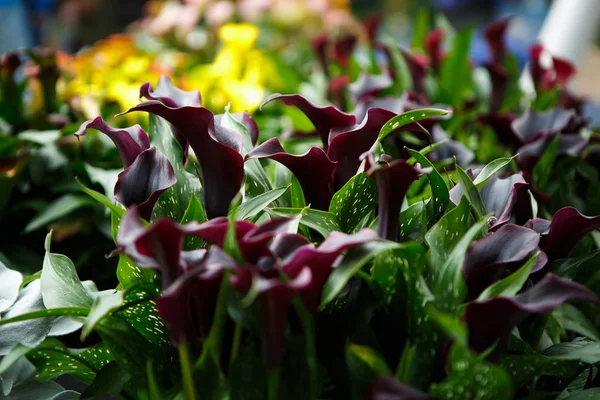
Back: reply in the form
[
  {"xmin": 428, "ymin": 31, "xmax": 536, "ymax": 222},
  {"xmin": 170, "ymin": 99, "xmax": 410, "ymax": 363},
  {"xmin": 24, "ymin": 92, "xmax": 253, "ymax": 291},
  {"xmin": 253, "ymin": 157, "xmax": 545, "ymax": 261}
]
[
  {"xmin": 395, "ymin": 342, "xmax": 415, "ymax": 383},
  {"xmin": 81, "ymin": 361, "xmax": 129, "ymax": 399},
  {"xmin": 372, "ymin": 242, "xmax": 424, "ymax": 304},
  {"xmin": 180, "ymin": 193, "xmax": 207, "ymax": 250},
  {"xmin": 346, "ymin": 344, "xmax": 391, "ymax": 400},
  {"xmin": 268, "ymin": 207, "xmax": 340, "ymax": 238},
  {"xmin": 321, "ymin": 241, "xmax": 401, "ymax": 308},
  {"xmin": 399, "ymin": 201, "xmax": 426, "ymax": 241},
  {"xmin": 116, "ymin": 254, "xmax": 157, "ymax": 292},
  {"xmin": 379, "ymin": 36, "xmax": 413, "ymax": 93},
  {"xmin": 116, "ymin": 295, "xmax": 168, "ymax": 346},
  {"xmin": 554, "ymin": 304, "xmax": 600, "ymax": 342},
  {"xmin": 533, "ymin": 133, "xmax": 560, "ymax": 190},
  {"xmin": 25, "ymin": 194, "xmax": 95, "ymax": 233},
  {"xmin": 329, "ymin": 174, "xmax": 378, "ymax": 233},
  {"xmin": 81, "ymin": 291, "xmax": 124, "ymax": 340},
  {"xmin": 456, "ymin": 165, "xmax": 487, "ymax": 220},
  {"xmin": 473, "ymin": 156, "xmax": 517, "ymax": 187},
  {"xmin": 543, "ymin": 340, "xmax": 600, "ymax": 364},
  {"xmin": 84, "ymin": 164, "xmax": 119, "ymax": 202},
  {"xmin": 431, "ymin": 343, "xmax": 512, "ymax": 400},
  {"xmin": 379, "ymin": 108, "xmax": 451, "ymax": 141},
  {"xmin": 406, "ymin": 140, "xmax": 448, "ymax": 166},
  {"xmin": 149, "ymin": 114, "xmax": 202, "ymax": 221},
  {"xmin": 439, "ymin": 27, "xmax": 473, "ymax": 108},
  {"xmin": 426, "ymin": 305, "xmax": 468, "ymax": 347},
  {"xmin": 559, "ymin": 388, "xmax": 600, "ymax": 399},
  {"xmin": 235, "ymin": 186, "xmax": 289, "ymax": 221},
  {"xmin": 406, "ymin": 148, "xmax": 449, "ymax": 223},
  {"xmin": 76, "ymin": 178, "xmax": 124, "ymax": 216},
  {"xmin": 551, "ymin": 249, "xmax": 600, "ymax": 280},
  {"xmin": 500, "ymin": 353, "xmax": 579, "ymax": 388},
  {"xmin": 42, "ymin": 232, "xmax": 93, "ymax": 308},
  {"xmin": 95, "ymin": 316, "xmax": 165, "ymax": 387},
  {"xmin": 290, "ymin": 175, "xmax": 306, "ymax": 209},
  {"xmin": 26, "ymin": 339, "xmax": 113, "ymax": 384},
  {"xmin": 477, "ymin": 251, "xmax": 540, "ymax": 300},
  {"xmin": 434, "ymin": 218, "xmax": 487, "ymax": 313},
  {"xmin": 425, "ymin": 197, "xmax": 473, "ymax": 272},
  {"xmin": 412, "ymin": 9, "xmax": 430, "ymax": 51}
]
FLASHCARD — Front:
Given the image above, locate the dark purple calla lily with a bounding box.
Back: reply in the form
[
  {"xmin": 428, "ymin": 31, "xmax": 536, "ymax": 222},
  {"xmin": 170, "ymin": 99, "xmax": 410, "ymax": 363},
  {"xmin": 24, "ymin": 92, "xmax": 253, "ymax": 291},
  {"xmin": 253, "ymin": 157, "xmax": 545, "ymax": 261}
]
[
  {"xmin": 363, "ymin": 152, "xmax": 428, "ymax": 241},
  {"xmin": 364, "ymin": 14, "xmax": 383, "ymax": 45},
  {"xmin": 313, "ymin": 32, "xmax": 330, "ymax": 76},
  {"xmin": 75, "ymin": 116, "xmax": 150, "ymax": 168},
  {"xmin": 450, "ymin": 173, "xmax": 533, "ymax": 228},
  {"xmin": 427, "ymin": 125, "xmax": 474, "ymax": 167},
  {"xmin": 529, "ymin": 43, "xmax": 576, "ymax": 90},
  {"xmin": 139, "ymin": 76, "xmax": 201, "ymax": 160},
  {"xmin": 531, "ymin": 207, "xmax": 600, "ymax": 261},
  {"xmin": 484, "ymin": 18, "xmax": 510, "ymax": 64},
  {"xmin": 485, "ymin": 62, "xmax": 508, "ymax": 112},
  {"xmin": 462, "ymin": 224, "xmax": 547, "ymax": 299},
  {"xmin": 114, "ymin": 147, "xmax": 177, "ymax": 221},
  {"xmin": 479, "ymin": 112, "xmax": 520, "ymax": 149},
  {"xmin": 246, "ymin": 138, "xmax": 337, "ymax": 210},
  {"xmin": 464, "ymin": 273, "xmax": 600, "ymax": 358},
  {"xmin": 369, "ymin": 376, "xmax": 433, "ymax": 400},
  {"xmin": 261, "ymin": 93, "xmax": 356, "ymax": 150},
  {"xmin": 512, "ymin": 107, "xmax": 577, "ymax": 143},
  {"xmin": 425, "ymin": 28, "xmax": 445, "ymax": 75},
  {"xmin": 517, "ymin": 132, "xmax": 588, "ymax": 173},
  {"xmin": 349, "ymin": 73, "xmax": 393, "ymax": 103},
  {"xmin": 125, "ymin": 80, "xmax": 245, "ymax": 219},
  {"xmin": 75, "ymin": 117, "xmax": 175, "ymax": 220},
  {"xmin": 333, "ymin": 34, "xmax": 357, "ymax": 69},
  {"xmin": 402, "ymin": 50, "xmax": 428, "ymax": 95}
]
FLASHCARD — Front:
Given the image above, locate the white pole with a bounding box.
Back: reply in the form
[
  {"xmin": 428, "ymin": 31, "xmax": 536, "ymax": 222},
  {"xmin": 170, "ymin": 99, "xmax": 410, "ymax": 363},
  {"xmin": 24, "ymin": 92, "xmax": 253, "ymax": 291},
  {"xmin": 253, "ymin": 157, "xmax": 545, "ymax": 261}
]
[{"xmin": 520, "ymin": 0, "xmax": 600, "ymax": 95}]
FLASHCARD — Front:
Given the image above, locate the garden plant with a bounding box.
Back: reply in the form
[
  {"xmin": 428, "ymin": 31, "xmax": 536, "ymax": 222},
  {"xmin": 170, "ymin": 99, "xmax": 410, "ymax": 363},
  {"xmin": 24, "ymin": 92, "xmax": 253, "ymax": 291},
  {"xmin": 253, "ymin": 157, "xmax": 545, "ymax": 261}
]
[{"xmin": 1, "ymin": 10, "xmax": 600, "ymax": 400}]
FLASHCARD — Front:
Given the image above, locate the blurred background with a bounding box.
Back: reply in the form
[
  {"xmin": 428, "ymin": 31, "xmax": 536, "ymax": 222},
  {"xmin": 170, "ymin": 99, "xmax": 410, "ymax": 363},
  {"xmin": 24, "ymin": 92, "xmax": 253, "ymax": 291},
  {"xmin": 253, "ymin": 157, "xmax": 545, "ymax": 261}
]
[{"xmin": 1, "ymin": 0, "xmax": 598, "ymax": 99}]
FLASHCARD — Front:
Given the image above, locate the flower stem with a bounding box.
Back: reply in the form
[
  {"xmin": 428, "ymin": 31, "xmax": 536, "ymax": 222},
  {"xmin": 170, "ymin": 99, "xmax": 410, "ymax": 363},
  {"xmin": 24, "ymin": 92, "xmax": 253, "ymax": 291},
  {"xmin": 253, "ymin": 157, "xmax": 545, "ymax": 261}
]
[
  {"xmin": 267, "ymin": 368, "xmax": 280, "ymax": 400},
  {"xmin": 292, "ymin": 297, "xmax": 318, "ymax": 400},
  {"xmin": 229, "ymin": 323, "xmax": 243, "ymax": 366},
  {"xmin": 178, "ymin": 340, "xmax": 197, "ymax": 400}
]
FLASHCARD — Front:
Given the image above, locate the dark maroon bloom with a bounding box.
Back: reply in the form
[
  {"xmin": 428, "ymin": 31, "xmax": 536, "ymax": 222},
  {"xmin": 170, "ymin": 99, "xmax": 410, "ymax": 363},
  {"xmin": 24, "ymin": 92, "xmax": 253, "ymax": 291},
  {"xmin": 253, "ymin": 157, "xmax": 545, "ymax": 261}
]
[
  {"xmin": 246, "ymin": 138, "xmax": 337, "ymax": 210},
  {"xmin": 425, "ymin": 28, "xmax": 445, "ymax": 74},
  {"xmin": 114, "ymin": 147, "xmax": 176, "ymax": 220},
  {"xmin": 464, "ymin": 273, "xmax": 600, "ymax": 358},
  {"xmin": 529, "ymin": 207, "xmax": 600, "ymax": 262},
  {"xmin": 349, "ymin": 73, "xmax": 393, "ymax": 103},
  {"xmin": 363, "ymin": 14, "xmax": 383, "ymax": 45},
  {"xmin": 402, "ymin": 50, "xmax": 428, "ymax": 95},
  {"xmin": 512, "ymin": 108, "xmax": 577, "ymax": 143},
  {"xmin": 333, "ymin": 34, "xmax": 357, "ymax": 69},
  {"xmin": 427, "ymin": 125, "xmax": 474, "ymax": 167},
  {"xmin": 462, "ymin": 224, "xmax": 547, "ymax": 299},
  {"xmin": 125, "ymin": 77, "xmax": 245, "ymax": 219},
  {"xmin": 139, "ymin": 76, "xmax": 202, "ymax": 159},
  {"xmin": 529, "ymin": 43, "xmax": 576, "ymax": 90},
  {"xmin": 450, "ymin": 173, "xmax": 533, "ymax": 228},
  {"xmin": 485, "ymin": 62, "xmax": 509, "ymax": 112},
  {"xmin": 479, "ymin": 112, "xmax": 520, "ymax": 149},
  {"xmin": 313, "ymin": 32, "xmax": 330, "ymax": 76},
  {"xmin": 75, "ymin": 117, "xmax": 175, "ymax": 220},
  {"xmin": 369, "ymin": 376, "xmax": 433, "ymax": 400},
  {"xmin": 261, "ymin": 93, "xmax": 356, "ymax": 150},
  {"xmin": 484, "ymin": 18, "xmax": 511, "ymax": 64},
  {"xmin": 363, "ymin": 152, "xmax": 428, "ymax": 241},
  {"xmin": 517, "ymin": 132, "xmax": 588, "ymax": 172},
  {"xmin": 75, "ymin": 116, "xmax": 150, "ymax": 168}
]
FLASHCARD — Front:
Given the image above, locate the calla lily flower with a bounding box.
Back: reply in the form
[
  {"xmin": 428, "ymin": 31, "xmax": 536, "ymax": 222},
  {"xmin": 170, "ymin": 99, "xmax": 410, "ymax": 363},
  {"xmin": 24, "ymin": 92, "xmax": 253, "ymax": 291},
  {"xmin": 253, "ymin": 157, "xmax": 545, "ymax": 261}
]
[
  {"xmin": 117, "ymin": 207, "xmax": 380, "ymax": 366},
  {"xmin": 484, "ymin": 18, "xmax": 511, "ymax": 64},
  {"xmin": 462, "ymin": 224, "xmax": 547, "ymax": 299},
  {"xmin": 425, "ymin": 28, "xmax": 445, "ymax": 75},
  {"xmin": 363, "ymin": 152, "xmax": 428, "ymax": 241},
  {"xmin": 75, "ymin": 117, "xmax": 176, "ymax": 220},
  {"xmin": 450, "ymin": 173, "xmax": 533, "ymax": 229},
  {"xmin": 252, "ymin": 95, "xmax": 412, "ymax": 209},
  {"xmin": 525, "ymin": 206, "xmax": 600, "ymax": 262},
  {"xmin": 464, "ymin": 273, "xmax": 599, "ymax": 359},
  {"xmin": 529, "ymin": 43, "xmax": 576, "ymax": 91},
  {"xmin": 125, "ymin": 77, "xmax": 245, "ymax": 219}
]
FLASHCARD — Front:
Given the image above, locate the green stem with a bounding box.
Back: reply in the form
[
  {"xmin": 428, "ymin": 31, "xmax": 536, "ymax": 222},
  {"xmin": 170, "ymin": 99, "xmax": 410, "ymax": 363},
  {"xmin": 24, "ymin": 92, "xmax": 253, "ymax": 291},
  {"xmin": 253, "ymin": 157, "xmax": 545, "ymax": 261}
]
[
  {"xmin": 196, "ymin": 275, "xmax": 231, "ymax": 368},
  {"xmin": 267, "ymin": 368, "xmax": 280, "ymax": 400},
  {"xmin": 178, "ymin": 340, "xmax": 197, "ymax": 400},
  {"xmin": 229, "ymin": 323, "xmax": 243, "ymax": 367},
  {"xmin": 292, "ymin": 297, "xmax": 318, "ymax": 400}
]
